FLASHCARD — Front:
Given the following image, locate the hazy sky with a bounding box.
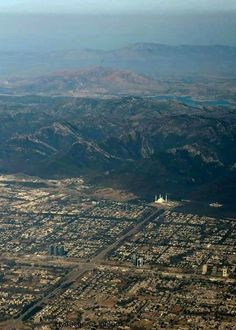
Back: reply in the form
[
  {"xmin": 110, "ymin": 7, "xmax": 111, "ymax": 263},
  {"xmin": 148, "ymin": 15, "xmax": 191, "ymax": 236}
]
[
  {"xmin": 0, "ymin": 1, "xmax": 235, "ymax": 52},
  {"xmin": 1, "ymin": 0, "xmax": 236, "ymax": 14}
]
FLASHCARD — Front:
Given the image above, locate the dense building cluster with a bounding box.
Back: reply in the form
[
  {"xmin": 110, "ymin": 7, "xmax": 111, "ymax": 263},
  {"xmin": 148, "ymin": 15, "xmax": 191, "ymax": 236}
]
[
  {"xmin": 109, "ymin": 210, "xmax": 236, "ymax": 276},
  {"xmin": 0, "ymin": 175, "xmax": 235, "ymax": 329},
  {"xmin": 0, "ymin": 262, "xmax": 69, "ymax": 321},
  {"xmin": 0, "ymin": 175, "xmax": 148, "ymax": 259},
  {"xmin": 32, "ymin": 267, "xmax": 236, "ymax": 330}
]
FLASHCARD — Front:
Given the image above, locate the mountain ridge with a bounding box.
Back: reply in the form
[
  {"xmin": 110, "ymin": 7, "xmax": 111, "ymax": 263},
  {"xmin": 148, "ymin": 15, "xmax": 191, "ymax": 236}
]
[
  {"xmin": 1, "ymin": 43, "xmax": 236, "ymax": 77},
  {"xmin": 0, "ymin": 96, "xmax": 235, "ymax": 204},
  {"xmin": 0, "ymin": 67, "xmax": 165, "ymax": 97}
]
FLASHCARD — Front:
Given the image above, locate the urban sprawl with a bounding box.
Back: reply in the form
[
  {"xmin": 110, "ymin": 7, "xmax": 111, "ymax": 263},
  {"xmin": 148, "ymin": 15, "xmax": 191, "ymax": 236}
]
[{"xmin": 0, "ymin": 175, "xmax": 235, "ymax": 329}]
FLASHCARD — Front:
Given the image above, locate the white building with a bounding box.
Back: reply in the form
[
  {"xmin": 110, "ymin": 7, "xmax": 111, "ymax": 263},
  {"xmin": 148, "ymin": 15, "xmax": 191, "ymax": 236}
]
[
  {"xmin": 222, "ymin": 267, "xmax": 228, "ymax": 277},
  {"xmin": 155, "ymin": 194, "xmax": 168, "ymax": 204},
  {"xmin": 202, "ymin": 264, "xmax": 208, "ymax": 275}
]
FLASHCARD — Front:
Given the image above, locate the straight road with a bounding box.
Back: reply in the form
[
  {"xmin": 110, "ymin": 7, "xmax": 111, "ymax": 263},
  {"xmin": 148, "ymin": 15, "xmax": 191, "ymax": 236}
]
[{"xmin": 17, "ymin": 208, "xmax": 163, "ymax": 321}]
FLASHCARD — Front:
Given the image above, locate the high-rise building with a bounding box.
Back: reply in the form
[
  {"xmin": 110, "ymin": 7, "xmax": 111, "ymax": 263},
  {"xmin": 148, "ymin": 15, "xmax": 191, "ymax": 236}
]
[
  {"xmin": 48, "ymin": 245, "xmax": 55, "ymax": 256},
  {"xmin": 48, "ymin": 244, "xmax": 65, "ymax": 256},
  {"xmin": 59, "ymin": 246, "xmax": 65, "ymax": 256},
  {"xmin": 55, "ymin": 246, "xmax": 60, "ymax": 256},
  {"xmin": 212, "ymin": 266, "xmax": 217, "ymax": 275},
  {"xmin": 136, "ymin": 257, "xmax": 144, "ymax": 268},
  {"xmin": 202, "ymin": 264, "xmax": 208, "ymax": 275},
  {"xmin": 223, "ymin": 267, "xmax": 228, "ymax": 277}
]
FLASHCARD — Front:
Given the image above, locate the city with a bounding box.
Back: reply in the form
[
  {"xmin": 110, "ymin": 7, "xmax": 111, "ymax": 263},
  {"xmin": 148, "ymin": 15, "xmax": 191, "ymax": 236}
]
[
  {"xmin": 1, "ymin": 0, "xmax": 236, "ymax": 329},
  {"xmin": 0, "ymin": 175, "xmax": 235, "ymax": 329}
]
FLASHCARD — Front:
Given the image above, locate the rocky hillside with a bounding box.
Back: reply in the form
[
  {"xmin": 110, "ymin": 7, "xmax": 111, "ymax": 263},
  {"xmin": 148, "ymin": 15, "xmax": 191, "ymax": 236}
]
[
  {"xmin": 0, "ymin": 67, "xmax": 165, "ymax": 97},
  {"xmin": 0, "ymin": 95, "xmax": 235, "ymax": 204}
]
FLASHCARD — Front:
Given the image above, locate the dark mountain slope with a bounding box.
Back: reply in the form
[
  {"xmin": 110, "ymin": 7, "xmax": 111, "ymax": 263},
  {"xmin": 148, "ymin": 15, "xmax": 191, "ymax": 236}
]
[{"xmin": 0, "ymin": 96, "xmax": 235, "ymax": 203}]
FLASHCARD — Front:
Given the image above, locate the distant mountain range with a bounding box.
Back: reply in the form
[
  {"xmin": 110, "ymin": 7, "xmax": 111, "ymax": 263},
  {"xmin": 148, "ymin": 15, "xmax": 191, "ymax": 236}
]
[
  {"xmin": 0, "ymin": 43, "xmax": 235, "ymax": 206},
  {"xmin": 1, "ymin": 43, "xmax": 236, "ymax": 78},
  {"xmin": 0, "ymin": 95, "xmax": 235, "ymax": 205},
  {"xmin": 0, "ymin": 67, "xmax": 166, "ymax": 97},
  {"xmin": 1, "ymin": 66, "xmax": 235, "ymax": 104}
]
